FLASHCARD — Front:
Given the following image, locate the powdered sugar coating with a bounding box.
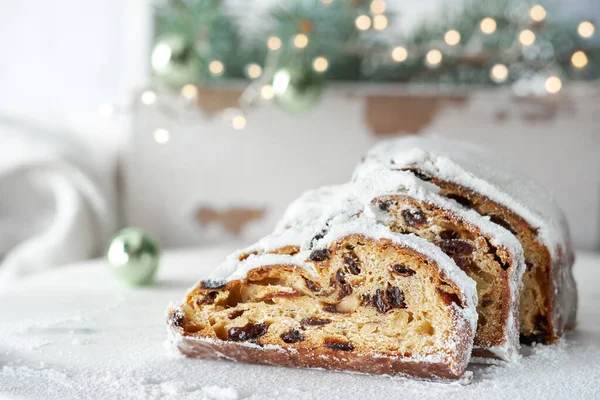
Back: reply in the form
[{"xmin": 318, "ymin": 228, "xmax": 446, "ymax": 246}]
[
  {"xmin": 353, "ymin": 162, "xmax": 524, "ymax": 257},
  {"xmin": 209, "ymin": 252, "xmax": 316, "ymax": 284},
  {"xmin": 274, "ymin": 184, "xmax": 356, "ymax": 231},
  {"xmin": 355, "ymin": 135, "xmax": 571, "ymax": 261},
  {"xmin": 273, "ymin": 183, "xmax": 364, "ymax": 242}
]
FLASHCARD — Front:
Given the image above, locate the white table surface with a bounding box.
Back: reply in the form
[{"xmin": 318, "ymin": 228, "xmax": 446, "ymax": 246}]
[{"xmin": 1, "ymin": 247, "xmax": 599, "ymax": 400}]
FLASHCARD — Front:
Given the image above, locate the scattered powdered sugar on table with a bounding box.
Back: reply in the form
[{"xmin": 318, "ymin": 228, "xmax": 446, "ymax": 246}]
[
  {"xmin": 1, "ymin": 249, "xmax": 598, "ymax": 399},
  {"xmin": 202, "ymin": 385, "xmax": 239, "ymax": 400},
  {"xmin": 470, "ymin": 340, "xmax": 600, "ymax": 398}
]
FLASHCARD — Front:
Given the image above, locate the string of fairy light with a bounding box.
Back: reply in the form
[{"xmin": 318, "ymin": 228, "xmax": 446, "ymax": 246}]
[
  {"xmin": 385, "ymin": 4, "xmax": 595, "ymax": 93},
  {"xmin": 97, "ymin": 1, "xmax": 597, "ymax": 143}
]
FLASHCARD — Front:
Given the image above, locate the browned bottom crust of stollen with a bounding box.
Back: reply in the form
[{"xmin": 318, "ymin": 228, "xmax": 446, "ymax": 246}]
[
  {"xmin": 471, "ymin": 348, "xmax": 503, "ymax": 361},
  {"xmin": 168, "ymin": 325, "xmax": 468, "ymax": 381}
]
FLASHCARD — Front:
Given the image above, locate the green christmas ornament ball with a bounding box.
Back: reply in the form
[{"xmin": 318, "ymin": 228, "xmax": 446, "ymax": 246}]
[
  {"xmin": 151, "ymin": 34, "xmax": 201, "ymax": 88},
  {"xmin": 106, "ymin": 228, "xmax": 161, "ymax": 286},
  {"xmin": 272, "ymin": 66, "xmax": 323, "ymax": 114}
]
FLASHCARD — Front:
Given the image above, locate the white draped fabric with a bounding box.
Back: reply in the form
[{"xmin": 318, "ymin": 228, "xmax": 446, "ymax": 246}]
[{"xmin": 0, "ymin": 115, "xmax": 118, "ymax": 288}]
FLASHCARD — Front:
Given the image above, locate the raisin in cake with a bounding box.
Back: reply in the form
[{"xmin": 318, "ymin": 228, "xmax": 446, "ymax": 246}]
[
  {"xmin": 278, "ymin": 172, "xmax": 525, "ymax": 362},
  {"xmin": 167, "ymin": 218, "xmax": 478, "ymax": 381},
  {"xmin": 355, "ymin": 136, "xmax": 576, "ymax": 344}
]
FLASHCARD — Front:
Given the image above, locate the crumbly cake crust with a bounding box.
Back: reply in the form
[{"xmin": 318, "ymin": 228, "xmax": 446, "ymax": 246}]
[
  {"xmin": 167, "ymin": 326, "xmax": 470, "ymax": 381},
  {"xmin": 355, "ymin": 135, "xmax": 576, "ymax": 343},
  {"xmin": 167, "ymin": 219, "xmax": 478, "ymax": 380}
]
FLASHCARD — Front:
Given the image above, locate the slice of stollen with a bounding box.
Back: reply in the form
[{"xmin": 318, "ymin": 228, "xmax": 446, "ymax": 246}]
[
  {"xmin": 167, "ymin": 219, "xmax": 477, "ymax": 381},
  {"xmin": 356, "ymin": 135, "xmax": 576, "ymax": 344}
]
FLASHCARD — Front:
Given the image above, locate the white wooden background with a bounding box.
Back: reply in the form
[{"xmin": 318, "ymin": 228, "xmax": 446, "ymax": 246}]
[{"xmin": 125, "ymin": 83, "xmax": 600, "ymax": 250}]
